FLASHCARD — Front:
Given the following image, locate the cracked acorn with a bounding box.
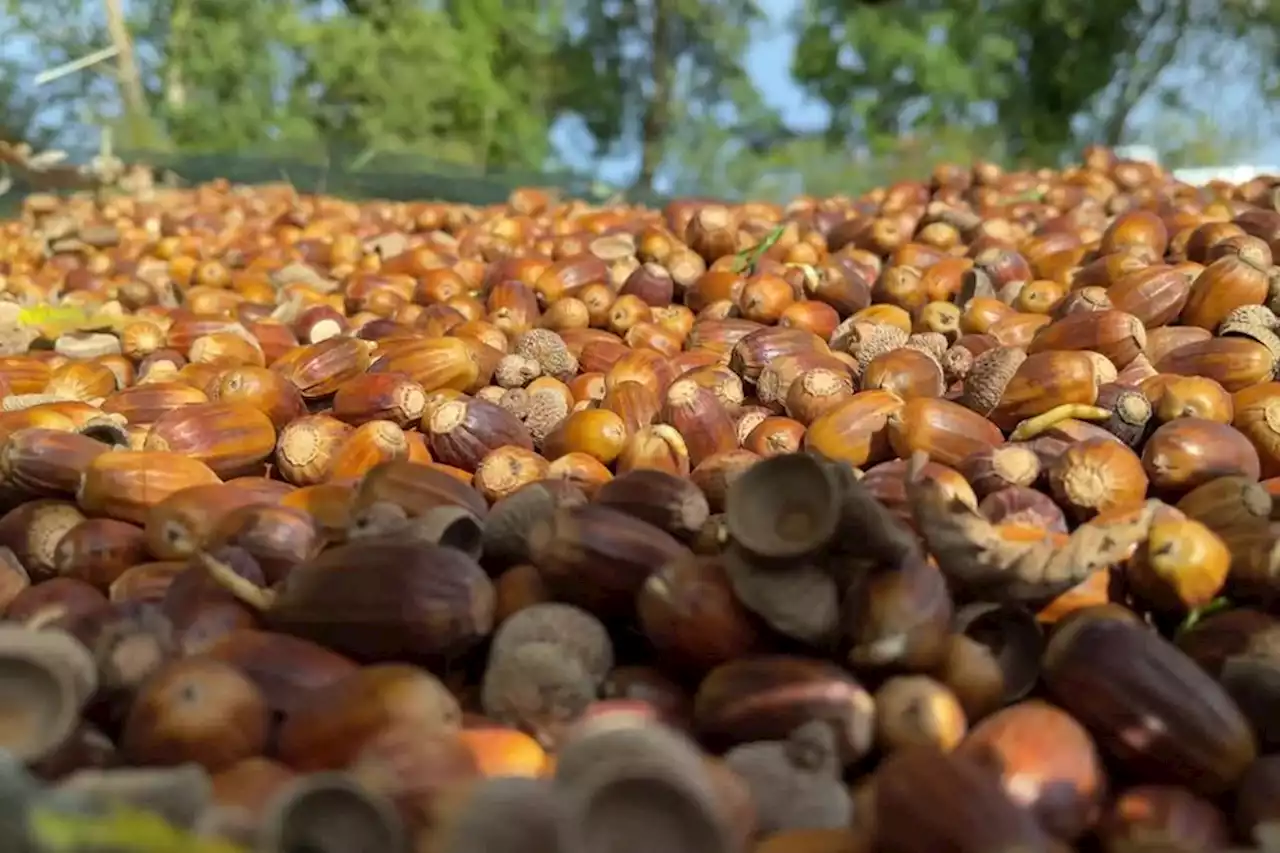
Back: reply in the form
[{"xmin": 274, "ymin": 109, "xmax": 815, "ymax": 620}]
[{"xmin": 0, "ymin": 144, "xmax": 1279, "ymax": 853}]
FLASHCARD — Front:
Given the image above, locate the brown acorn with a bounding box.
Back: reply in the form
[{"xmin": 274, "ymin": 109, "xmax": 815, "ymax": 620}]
[
  {"xmin": 693, "ymin": 656, "xmax": 875, "ymax": 763},
  {"xmin": 0, "ymin": 427, "xmax": 110, "ymax": 497},
  {"xmin": 594, "ymin": 468, "xmax": 711, "ymax": 542},
  {"xmin": 143, "ymin": 483, "xmax": 268, "ymax": 561},
  {"xmin": 52, "ymin": 518, "xmax": 149, "ymax": 592},
  {"xmin": 353, "ymin": 459, "xmax": 488, "ymax": 523},
  {"xmin": 332, "ymin": 371, "xmax": 428, "ymax": 428},
  {"xmin": 273, "ymin": 414, "xmax": 354, "ymax": 486},
  {"xmin": 1141, "ymin": 418, "xmax": 1261, "ymax": 497},
  {"xmin": 528, "ymin": 504, "xmax": 691, "ymax": 619},
  {"xmin": 211, "ymin": 365, "xmax": 308, "ymax": 432},
  {"xmin": 873, "ymin": 746, "xmax": 1052, "ymax": 853},
  {"xmin": 955, "ymin": 699, "xmax": 1105, "ymax": 841},
  {"xmin": 196, "ymin": 539, "xmax": 494, "ymax": 664},
  {"xmin": 1041, "ymin": 614, "xmax": 1256, "ymax": 795},
  {"xmin": 273, "ymin": 336, "xmax": 376, "ymax": 398},
  {"xmin": 637, "ymin": 553, "xmax": 764, "ymax": 677},
  {"xmin": 1143, "ymin": 374, "xmax": 1234, "ymax": 424},
  {"xmin": 202, "ymin": 629, "xmax": 358, "ymax": 718},
  {"xmin": 802, "ymin": 390, "xmax": 904, "ymax": 468},
  {"xmin": 77, "ymin": 452, "xmax": 221, "ymax": 526},
  {"xmin": 327, "ymin": 420, "xmax": 410, "ymax": 483},
  {"xmin": 543, "ymin": 409, "xmax": 628, "ymax": 467},
  {"xmin": 120, "ymin": 656, "xmax": 269, "ymax": 772},
  {"xmin": 1098, "ymin": 785, "xmax": 1229, "ymax": 853},
  {"xmin": 100, "ymin": 381, "xmax": 209, "ymax": 426},
  {"xmin": 1027, "ymin": 309, "xmax": 1146, "ymax": 368},
  {"xmin": 276, "ymin": 663, "xmax": 461, "ymax": 772},
  {"xmin": 659, "ymin": 378, "xmax": 739, "ymax": 469},
  {"xmin": 0, "ymin": 499, "xmax": 87, "ymax": 581},
  {"xmin": 1155, "ymin": 336, "xmax": 1276, "ymax": 393},
  {"xmin": 886, "ymin": 397, "xmax": 1004, "ymax": 469},
  {"xmin": 424, "ymin": 396, "xmax": 533, "ymax": 472},
  {"xmin": 873, "ymin": 675, "xmax": 967, "ymax": 753},
  {"xmin": 958, "ymin": 444, "xmax": 1041, "ymax": 498},
  {"xmin": 1048, "ymin": 437, "xmax": 1149, "ymax": 521}
]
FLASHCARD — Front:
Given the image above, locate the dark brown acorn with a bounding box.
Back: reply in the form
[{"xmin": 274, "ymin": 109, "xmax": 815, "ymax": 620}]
[
  {"xmin": 1041, "ymin": 615, "xmax": 1256, "ymax": 795},
  {"xmin": 528, "ymin": 504, "xmax": 691, "ymax": 620}
]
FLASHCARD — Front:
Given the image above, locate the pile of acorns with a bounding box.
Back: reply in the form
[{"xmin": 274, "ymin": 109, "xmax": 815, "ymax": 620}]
[{"xmin": 0, "ymin": 147, "xmax": 1277, "ymax": 852}]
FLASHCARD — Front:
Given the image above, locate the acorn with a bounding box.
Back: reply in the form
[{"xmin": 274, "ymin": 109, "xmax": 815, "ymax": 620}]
[
  {"xmin": 142, "ymin": 483, "xmax": 268, "ymax": 561},
  {"xmin": 1041, "ymin": 614, "xmax": 1256, "ymax": 795},
  {"xmin": 873, "ymin": 746, "xmax": 1052, "ymax": 853},
  {"xmin": 211, "ymin": 365, "xmax": 308, "ymax": 431},
  {"xmin": 481, "ymin": 479, "xmax": 587, "ymax": 570},
  {"xmin": 886, "ymin": 397, "xmax": 1004, "ymax": 469},
  {"xmin": 1141, "ymin": 417, "xmax": 1262, "ymax": 498},
  {"xmin": 843, "ymin": 550, "xmax": 954, "ymax": 673},
  {"xmin": 277, "ymin": 663, "xmax": 460, "ymax": 772},
  {"xmin": 0, "ymin": 427, "xmax": 110, "ymax": 498},
  {"xmin": 353, "ymin": 459, "xmax": 488, "ymax": 523},
  {"xmin": 955, "ymin": 699, "xmax": 1105, "ymax": 841},
  {"xmin": 958, "ymin": 445, "xmax": 1041, "ymax": 498},
  {"xmin": 693, "ymin": 656, "xmax": 875, "ymax": 763},
  {"xmin": 1047, "ymin": 437, "xmax": 1149, "ymax": 521},
  {"xmin": 1098, "ymin": 785, "xmax": 1229, "ymax": 853},
  {"xmin": 0, "ymin": 499, "xmax": 87, "ymax": 582},
  {"xmin": 53, "ymin": 518, "xmax": 149, "ymax": 592},
  {"xmin": 528, "ymin": 504, "xmax": 691, "ymax": 619},
  {"xmin": 202, "ymin": 629, "xmax": 358, "ymax": 718},
  {"xmin": 425, "ymin": 397, "xmax": 534, "ymax": 472},
  {"xmin": 332, "ymin": 371, "xmax": 428, "ymax": 428},
  {"xmin": 873, "ymin": 675, "xmax": 967, "ymax": 753},
  {"xmin": 196, "ymin": 539, "xmax": 494, "ymax": 664},
  {"xmin": 274, "ymin": 336, "xmax": 377, "ymax": 398},
  {"xmin": 120, "ymin": 656, "xmax": 269, "ymax": 772},
  {"xmin": 273, "ymin": 414, "xmax": 353, "ymax": 486},
  {"xmin": 593, "ymin": 468, "xmax": 711, "ymax": 542},
  {"xmin": 77, "ymin": 452, "xmax": 221, "ymax": 526},
  {"xmin": 637, "ymin": 552, "xmax": 765, "ymax": 676}
]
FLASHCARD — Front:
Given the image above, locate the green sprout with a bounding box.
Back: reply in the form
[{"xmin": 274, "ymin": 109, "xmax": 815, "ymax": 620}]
[
  {"xmin": 732, "ymin": 223, "xmax": 787, "ymax": 275},
  {"xmin": 1177, "ymin": 595, "xmax": 1232, "ymax": 637}
]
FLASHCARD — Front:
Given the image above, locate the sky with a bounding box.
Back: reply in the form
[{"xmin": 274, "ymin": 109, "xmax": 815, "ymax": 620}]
[{"xmin": 551, "ymin": 0, "xmax": 1280, "ymax": 187}]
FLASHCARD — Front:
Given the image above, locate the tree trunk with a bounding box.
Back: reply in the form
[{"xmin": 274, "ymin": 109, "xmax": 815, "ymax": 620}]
[{"xmin": 636, "ymin": 0, "xmax": 673, "ymax": 191}]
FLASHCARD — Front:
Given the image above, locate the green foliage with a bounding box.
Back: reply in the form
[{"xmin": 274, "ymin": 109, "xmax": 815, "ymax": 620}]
[
  {"xmin": 793, "ymin": 0, "xmax": 1280, "ymax": 164},
  {"xmin": 0, "ymin": 0, "xmax": 1277, "ymax": 203}
]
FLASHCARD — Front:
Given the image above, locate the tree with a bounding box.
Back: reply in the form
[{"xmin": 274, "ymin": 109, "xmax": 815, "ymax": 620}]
[
  {"xmin": 791, "ymin": 0, "xmax": 1280, "ymax": 165},
  {"xmin": 551, "ymin": 0, "xmax": 770, "ymax": 191}
]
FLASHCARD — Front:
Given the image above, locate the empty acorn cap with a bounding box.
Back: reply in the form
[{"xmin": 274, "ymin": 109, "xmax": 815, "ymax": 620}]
[
  {"xmin": 555, "ymin": 723, "xmax": 734, "ymax": 853},
  {"xmin": 0, "ymin": 625, "xmax": 97, "ymax": 764},
  {"xmin": 953, "ymin": 602, "xmax": 1044, "ymax": 704},
  {"xmin": 256, "ymin": 772, "xmax": 406, "ymax": 853},
  {"xmin": 435, "ymin": 777, "xmax": 565, "ymax": 853},
  {"xmin": 725, "ymin": 453, "xmax": 841, "ymax": 561}
]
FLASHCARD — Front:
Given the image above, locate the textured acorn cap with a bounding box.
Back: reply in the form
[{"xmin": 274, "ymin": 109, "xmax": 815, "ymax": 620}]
[
  {"xmin": 725, "ymin": 453, "xmax": 841, "ymax": 561},
  {"xmin": 960, "ymin": 345, "xmax": 1026, "ymax": 416},
  {"xmin": 489, "ymin": 603, "xmax": 614, "ymax": 686},
  {"xmin": 256, "ymin": 772, "xmax": 406, "ymax": 853},
  {"xmin": 481, "ymin": 641, "xmax": 596, "ymax": 745}
]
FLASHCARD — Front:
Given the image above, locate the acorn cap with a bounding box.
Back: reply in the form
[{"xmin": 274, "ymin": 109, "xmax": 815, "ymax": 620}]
[
  {"xmin": 435, "ymin": 777, "xmax": 565, "ymax": 853},
  {"xmin": 554, "ymin": 723, "xmax": 733, "ymax": 853},
  {"xmin": 0, "ymin": 625, "xmax": 96, "ymax": 764},
  {"xmin": 256, "ymin": 772, "xmax": 406, "ymax": 853},
  {"xmin": 954, "ymin": 602, "xmax": 1045, "ymax": 705},
  {"xmin": 725, "ymin": 453, "xmax": 841, "ymax": 561}
]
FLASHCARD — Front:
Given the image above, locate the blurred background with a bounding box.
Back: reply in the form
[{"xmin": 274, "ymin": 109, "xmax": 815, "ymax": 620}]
[{"xmin": 1, "ymin": 0, "xmax": 1279, "ymax": 206}]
